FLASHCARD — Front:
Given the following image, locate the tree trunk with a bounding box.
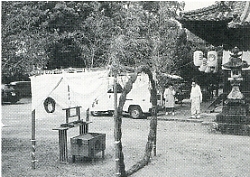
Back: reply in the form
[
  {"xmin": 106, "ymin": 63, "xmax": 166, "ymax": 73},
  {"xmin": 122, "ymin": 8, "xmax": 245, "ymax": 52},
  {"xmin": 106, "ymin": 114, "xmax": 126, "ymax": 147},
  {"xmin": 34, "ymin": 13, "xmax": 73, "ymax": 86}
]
[
  {"xmin": 114, "ymin": 65, "xmax": 158, "ymax": 177},
  {"xmin": 126, "ymin": 66, "xmax": 158, "ymax": 176},
  {"xmin": 115, "ymin": 71, "xmax": 138, "ymax": 177}
]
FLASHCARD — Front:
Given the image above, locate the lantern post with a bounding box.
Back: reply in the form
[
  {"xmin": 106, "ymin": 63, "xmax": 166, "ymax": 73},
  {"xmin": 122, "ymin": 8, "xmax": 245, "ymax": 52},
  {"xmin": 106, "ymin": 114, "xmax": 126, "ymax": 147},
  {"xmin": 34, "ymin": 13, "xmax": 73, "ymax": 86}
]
[{"xmin": 215, "ymin": 47, "xmax": 250, "ymax": 135}]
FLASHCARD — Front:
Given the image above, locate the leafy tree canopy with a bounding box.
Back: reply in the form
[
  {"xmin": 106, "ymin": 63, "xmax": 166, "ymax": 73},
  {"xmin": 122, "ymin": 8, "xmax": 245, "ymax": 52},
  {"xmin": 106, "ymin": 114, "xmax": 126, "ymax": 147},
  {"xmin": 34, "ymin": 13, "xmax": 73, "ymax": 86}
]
[{"xmin": 2, "ymin": 1, "xmax": 214, "ymax": 86}]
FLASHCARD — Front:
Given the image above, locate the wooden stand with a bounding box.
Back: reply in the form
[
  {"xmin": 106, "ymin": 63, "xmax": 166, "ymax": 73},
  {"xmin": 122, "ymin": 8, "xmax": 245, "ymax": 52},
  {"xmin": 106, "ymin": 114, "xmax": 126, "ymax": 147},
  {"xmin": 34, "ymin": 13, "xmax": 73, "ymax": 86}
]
[{"xmin": 53, "ymin": 106, "xmax": 91, "ymax": 163}]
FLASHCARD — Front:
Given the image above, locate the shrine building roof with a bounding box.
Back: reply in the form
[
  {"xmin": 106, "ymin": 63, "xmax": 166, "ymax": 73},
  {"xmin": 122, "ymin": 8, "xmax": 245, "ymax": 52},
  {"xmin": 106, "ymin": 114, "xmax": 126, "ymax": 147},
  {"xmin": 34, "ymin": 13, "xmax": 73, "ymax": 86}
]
[
  {"xmin": 177, "ymin": 1, "xmax": 250, "ymax": 28},
  {"xmin": 176, "ymin": 1, "xmax": 250, "ymax": 50}
]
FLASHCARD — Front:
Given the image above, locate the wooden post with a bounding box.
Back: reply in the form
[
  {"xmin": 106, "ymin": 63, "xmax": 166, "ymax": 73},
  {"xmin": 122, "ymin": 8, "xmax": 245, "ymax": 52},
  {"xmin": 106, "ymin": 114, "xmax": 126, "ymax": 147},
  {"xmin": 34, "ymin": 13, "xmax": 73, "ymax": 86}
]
[
  {"xmin": 86, "ymin": 108, "xmax": 89, "ymax": 122},
  {"xmin": 64, "ymin": 130, "xmax": 68, "ymax": 161},
  {"xmin": 79, "ymin": 124, "xmax": 84, "ymax": 135},
  {"xmin": 31, "ymin": 109, "xmax": 36, "ymax": 169},
  {"xmin": 153, "ymin": 107, "xmax": 157, "ymax": 156},
  {"xmin": 113, "ymin": 69, "xmax": 120, "ymax": 177},
  {"xmin": 65, "ymin": 109, "xmax": 70, "ymax": 124},
  {"xmin": 86, "ymin": 109, "xmax": 89, "ymax": 133},
  {"xmin": 67, "ymin": 85, "xmax": 70, "ymax": 104},
  {"xmin": 58, "ymin": 129, "xmax": 68, "ymax": 162}
]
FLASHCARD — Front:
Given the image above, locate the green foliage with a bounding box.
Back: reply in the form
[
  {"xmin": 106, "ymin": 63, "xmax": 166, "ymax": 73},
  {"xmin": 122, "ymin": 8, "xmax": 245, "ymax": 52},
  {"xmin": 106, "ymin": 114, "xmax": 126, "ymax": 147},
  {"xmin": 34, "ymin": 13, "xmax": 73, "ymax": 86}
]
[
  {"xmin": 1, "ymin": 1, "xmax": 96, "ymax": 81},
  {"xmin": 1, "ymin": 1, "xmax": 204, "ymax": 85},
  {"xmin": 46, "ymin": 35, "xmax": 85, "ymax": 69},
  {"xmin": 2, "ymin": 2, "xmax": 49, "ymax": 82}
]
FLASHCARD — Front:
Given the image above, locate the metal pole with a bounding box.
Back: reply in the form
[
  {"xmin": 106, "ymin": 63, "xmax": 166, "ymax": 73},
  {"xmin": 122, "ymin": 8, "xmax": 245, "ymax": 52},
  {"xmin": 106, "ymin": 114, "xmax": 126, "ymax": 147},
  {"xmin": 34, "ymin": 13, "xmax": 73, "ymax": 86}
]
[{"xmin": 31, "ymin": 109, "xmax": 36, "ymax": 169}]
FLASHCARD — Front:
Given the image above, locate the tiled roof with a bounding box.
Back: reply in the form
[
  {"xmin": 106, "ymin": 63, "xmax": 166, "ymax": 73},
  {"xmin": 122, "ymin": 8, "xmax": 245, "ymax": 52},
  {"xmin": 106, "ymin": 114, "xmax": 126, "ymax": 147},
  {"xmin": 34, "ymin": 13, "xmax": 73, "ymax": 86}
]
[
  {"xmin": 177, "ymin": 1, "xmax": 250, "ymax": 28},
  {"xmin": 228, "ymin": 1, "xmax": 250, "ymax": 28}
]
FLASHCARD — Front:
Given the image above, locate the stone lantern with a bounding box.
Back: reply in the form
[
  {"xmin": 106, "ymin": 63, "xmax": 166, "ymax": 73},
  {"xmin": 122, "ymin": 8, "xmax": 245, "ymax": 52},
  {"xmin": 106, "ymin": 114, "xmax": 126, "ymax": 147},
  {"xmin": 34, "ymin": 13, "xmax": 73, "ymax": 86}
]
[{"xmin": 215, "ymin": 47, "xmax": 250, "ymax": 135}]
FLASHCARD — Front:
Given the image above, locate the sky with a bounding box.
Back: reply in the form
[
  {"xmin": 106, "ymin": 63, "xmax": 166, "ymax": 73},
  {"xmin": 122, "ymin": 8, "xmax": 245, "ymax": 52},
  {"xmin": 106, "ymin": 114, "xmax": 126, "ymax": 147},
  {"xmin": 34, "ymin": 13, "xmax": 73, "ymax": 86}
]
[{"xmin": 183, "ymin": 1, "xmax": 216, "ymax": 11}]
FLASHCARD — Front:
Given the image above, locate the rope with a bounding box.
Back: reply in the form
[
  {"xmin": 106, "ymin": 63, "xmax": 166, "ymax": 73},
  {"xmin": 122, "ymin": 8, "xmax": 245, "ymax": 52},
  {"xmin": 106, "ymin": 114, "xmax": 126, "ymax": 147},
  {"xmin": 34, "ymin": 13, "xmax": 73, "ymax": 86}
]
[
  {"xmin": 114, "ymin": 141, "xmax": 121, "ymax": 144},
  {"xmin": 176, "ymin": 61, "xmax": 193, "ymax": 69}
]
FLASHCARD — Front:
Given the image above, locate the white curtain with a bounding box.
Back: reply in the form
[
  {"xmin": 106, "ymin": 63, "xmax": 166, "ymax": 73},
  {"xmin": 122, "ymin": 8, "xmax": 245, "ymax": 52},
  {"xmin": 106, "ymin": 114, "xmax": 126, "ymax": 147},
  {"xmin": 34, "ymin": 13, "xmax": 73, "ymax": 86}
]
[{"xmin": 30, "ymin": 70, "xmax": 109, "ymax": 118}]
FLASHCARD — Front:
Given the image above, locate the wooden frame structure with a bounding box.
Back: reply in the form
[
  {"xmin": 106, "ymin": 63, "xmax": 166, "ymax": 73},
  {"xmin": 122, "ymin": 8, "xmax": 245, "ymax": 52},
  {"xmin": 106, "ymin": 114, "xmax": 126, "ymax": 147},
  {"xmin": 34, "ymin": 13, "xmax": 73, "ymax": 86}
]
[
  {"xmin": 31, "ymin": 106, "xmax": 91, "ymax": 168},
  {"xmin": 52, "ymin": 106, "xmax": 91, "ymax": 163}
]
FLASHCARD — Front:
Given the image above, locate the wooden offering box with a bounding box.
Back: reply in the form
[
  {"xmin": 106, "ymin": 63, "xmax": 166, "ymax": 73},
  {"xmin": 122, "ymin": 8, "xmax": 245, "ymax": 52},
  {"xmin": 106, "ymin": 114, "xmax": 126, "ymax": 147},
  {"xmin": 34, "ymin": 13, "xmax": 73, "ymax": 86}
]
[{"xmin": 70, "ymin": 133, "xmax": 106, "ymax": 162}]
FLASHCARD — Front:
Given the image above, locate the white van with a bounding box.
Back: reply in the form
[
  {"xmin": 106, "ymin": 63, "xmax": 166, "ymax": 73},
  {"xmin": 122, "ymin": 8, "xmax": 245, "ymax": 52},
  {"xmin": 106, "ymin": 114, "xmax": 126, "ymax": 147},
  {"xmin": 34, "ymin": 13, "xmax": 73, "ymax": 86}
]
[{"xmin": 91, "ymin": 81, "xmax": 152, "ymax": 119}]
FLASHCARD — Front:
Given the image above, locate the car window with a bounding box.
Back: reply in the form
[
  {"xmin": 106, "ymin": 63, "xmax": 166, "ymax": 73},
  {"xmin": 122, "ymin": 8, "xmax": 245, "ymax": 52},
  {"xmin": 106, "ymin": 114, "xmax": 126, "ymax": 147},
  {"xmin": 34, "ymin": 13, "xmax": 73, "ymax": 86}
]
[
  {"xmin": 10, "ymin": 81, "xmax": 31, "ymax": 87},
  {"xmin": 107, "ymin": 83, "xmax": 123, "ymax": 93},
  {"xmin": 2, "ymin": 84, "xmax": 15, "ymax": 91}
]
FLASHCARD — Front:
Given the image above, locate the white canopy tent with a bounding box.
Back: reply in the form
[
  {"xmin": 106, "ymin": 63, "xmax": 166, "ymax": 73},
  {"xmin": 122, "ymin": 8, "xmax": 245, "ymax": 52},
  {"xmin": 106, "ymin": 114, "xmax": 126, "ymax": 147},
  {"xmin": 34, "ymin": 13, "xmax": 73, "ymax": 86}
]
[
  {"xmin": 29, "ymin": 69, "xmax": 110, "ymax": 168},
  {"xmin": 30, "ymin": 70, "xmax": 150, "ymax": 117}
]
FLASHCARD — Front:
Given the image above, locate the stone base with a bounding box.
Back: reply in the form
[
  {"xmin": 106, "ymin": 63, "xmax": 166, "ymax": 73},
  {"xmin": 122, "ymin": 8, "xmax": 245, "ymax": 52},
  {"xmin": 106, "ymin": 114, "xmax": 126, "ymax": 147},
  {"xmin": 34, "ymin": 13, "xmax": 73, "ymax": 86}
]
[
  {"xmin": 215, "ymin": 99, "xmax": 250, "ymax": 136},
  {"xmin": 215, "ymin": 122, "xmax": 250, "ymax": 136},
  {"xmin": 216, "ymin": 114, "xmax": 250, "ymax": 124},
  {"xmin": 216, "ymin": 103, "xmax": 250, "ymax": 124}
]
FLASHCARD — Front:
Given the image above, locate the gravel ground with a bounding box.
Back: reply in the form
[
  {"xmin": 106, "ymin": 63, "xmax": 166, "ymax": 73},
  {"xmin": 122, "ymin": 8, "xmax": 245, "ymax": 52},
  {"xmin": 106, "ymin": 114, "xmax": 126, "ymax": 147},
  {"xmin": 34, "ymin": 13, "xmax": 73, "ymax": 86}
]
[{"xmin": 2, "ymin": 99, "xmax": 250, "ymax": 177}]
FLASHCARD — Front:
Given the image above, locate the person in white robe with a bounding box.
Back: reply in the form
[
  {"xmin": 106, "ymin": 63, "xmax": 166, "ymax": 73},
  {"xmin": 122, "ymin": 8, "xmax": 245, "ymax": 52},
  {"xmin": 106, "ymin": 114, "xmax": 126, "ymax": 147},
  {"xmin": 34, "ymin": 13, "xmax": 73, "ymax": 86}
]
[
  {"xmin": 164, "ymin": 84, "xmax": 176, "ymax": 115},
  {"xmin": 190, "ymin": 81, "xmax": 202, "ymax": 118}
]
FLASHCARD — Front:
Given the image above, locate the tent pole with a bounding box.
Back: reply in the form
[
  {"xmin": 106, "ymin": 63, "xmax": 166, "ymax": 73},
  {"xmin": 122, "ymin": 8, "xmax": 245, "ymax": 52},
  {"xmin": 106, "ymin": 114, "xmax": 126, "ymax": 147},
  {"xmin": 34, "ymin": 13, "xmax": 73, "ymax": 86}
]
[
  {"xmin": 114, "ymin": 70, "xmax": 120, "ymax": 176},
  {"xmin": 31, "ymin": 109, "xmax": 36, "ymax": 169}
]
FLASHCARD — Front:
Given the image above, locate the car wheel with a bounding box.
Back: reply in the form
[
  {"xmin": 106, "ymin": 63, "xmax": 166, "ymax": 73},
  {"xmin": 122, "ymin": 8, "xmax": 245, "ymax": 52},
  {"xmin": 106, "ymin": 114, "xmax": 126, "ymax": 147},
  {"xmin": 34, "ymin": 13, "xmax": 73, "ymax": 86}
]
[
  {"xmin": 129, "ymin": 106, "xmax": 142, "ymax": 119},
  {"xmin": 91, "ymin": 111, "xmax": 102, "ymax": 116}
]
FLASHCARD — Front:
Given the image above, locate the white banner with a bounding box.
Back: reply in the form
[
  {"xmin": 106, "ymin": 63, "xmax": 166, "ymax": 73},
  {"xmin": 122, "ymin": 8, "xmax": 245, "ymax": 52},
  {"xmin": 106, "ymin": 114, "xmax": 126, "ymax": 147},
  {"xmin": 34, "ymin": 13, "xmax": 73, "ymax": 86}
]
[{"xmin": 30, "ymin": 70, "xmax": 109, "ymax": 118}]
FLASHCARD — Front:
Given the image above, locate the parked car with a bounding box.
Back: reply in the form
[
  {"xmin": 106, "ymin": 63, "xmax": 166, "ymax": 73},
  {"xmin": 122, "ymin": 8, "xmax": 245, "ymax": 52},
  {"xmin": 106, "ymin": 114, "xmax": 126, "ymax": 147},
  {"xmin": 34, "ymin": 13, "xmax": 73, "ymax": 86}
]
[
  {"xmin": 10, "ymin": 81, "xmax": 31, "ymax": 97},
  {"xmin": 157, "ymin": 93, "xmax": 165, "ymax": 110},
  {"xmin": 1, "ymin": 84, "xmax": 20, "ymax": 103},
  {"xmin": 174, "ymin": 81, "xmax": 190, "ymax": 103},
  {"xmin": 91, "ymin": 83, "xmax": 152, "ymax": 119}
]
